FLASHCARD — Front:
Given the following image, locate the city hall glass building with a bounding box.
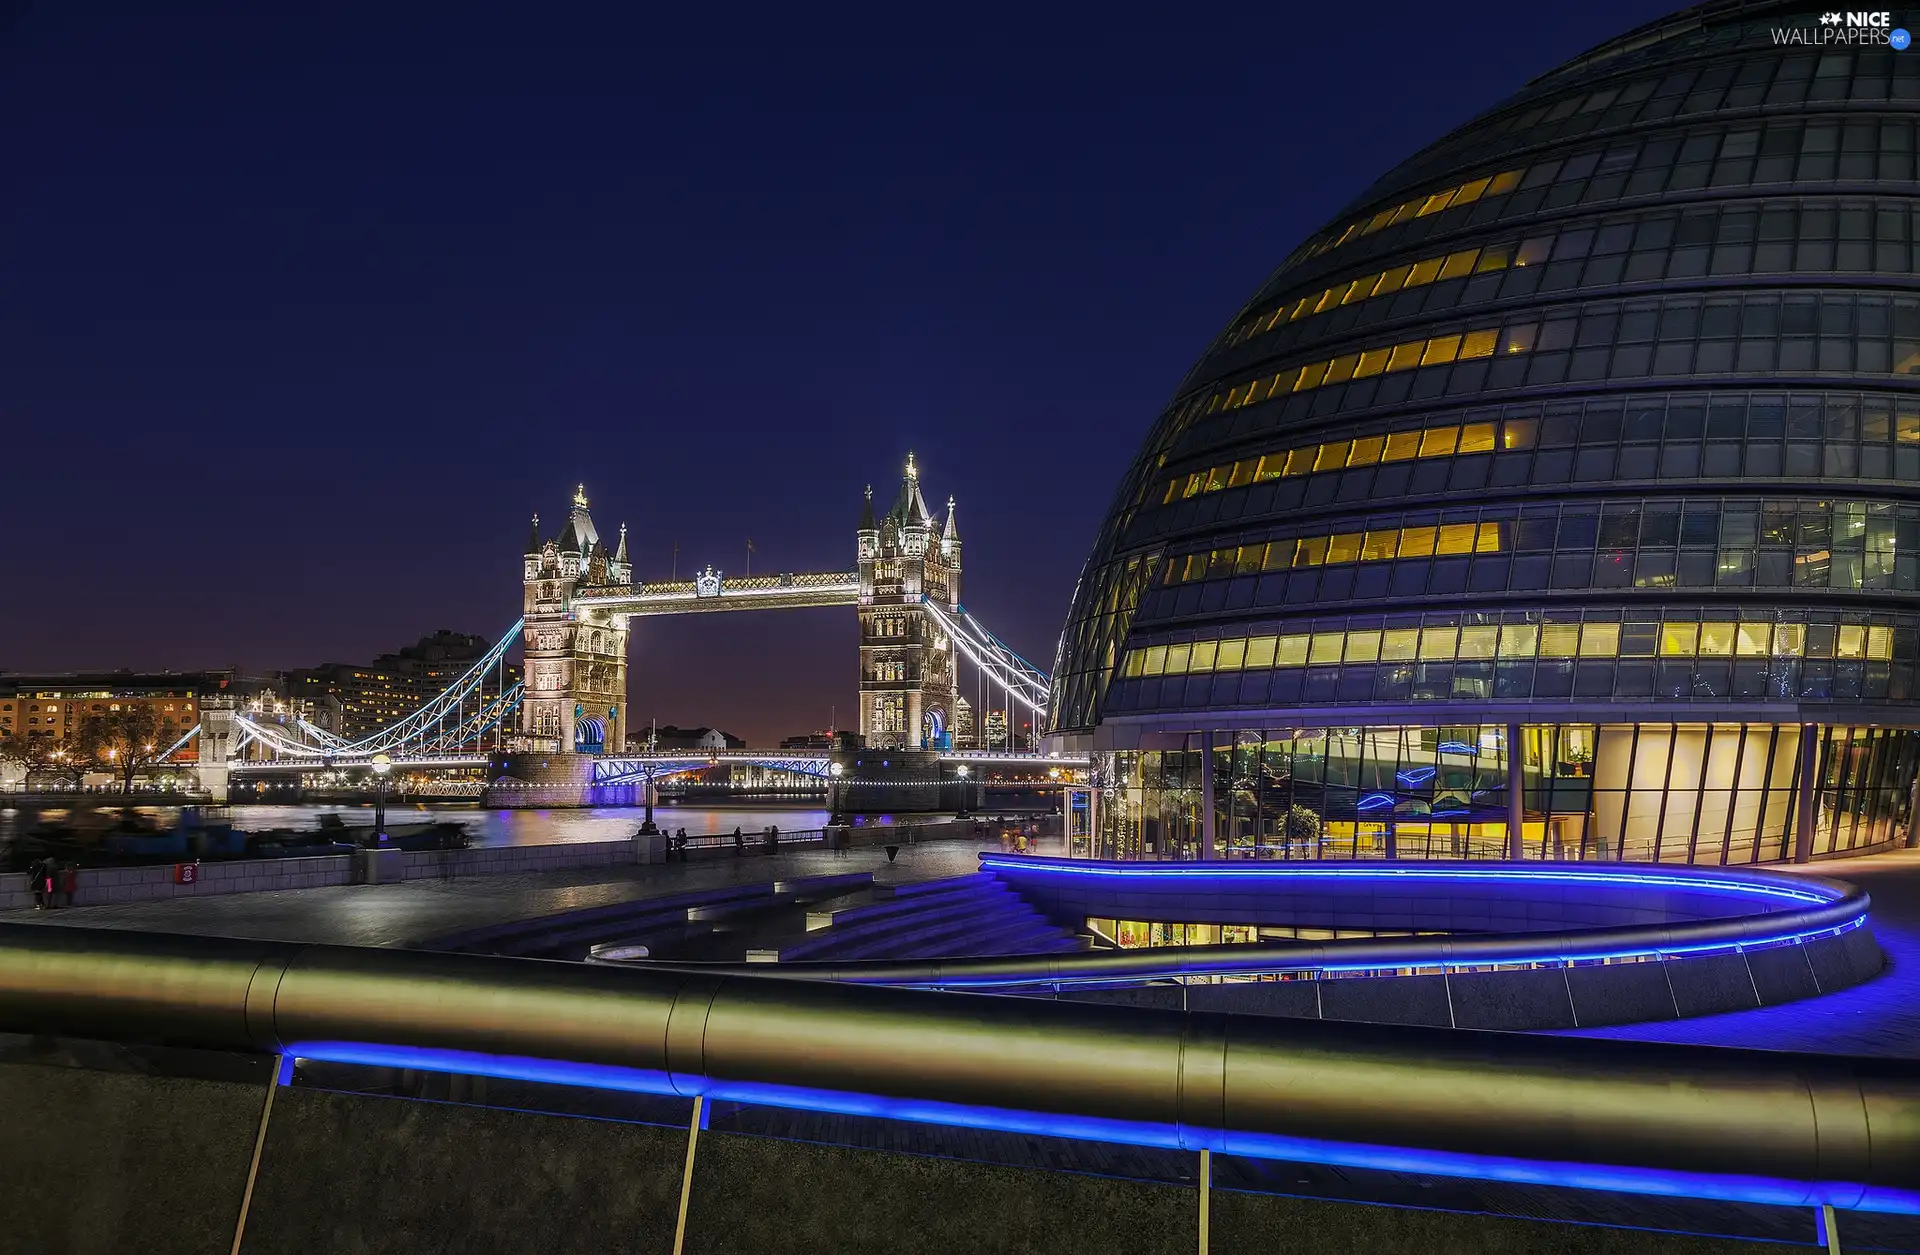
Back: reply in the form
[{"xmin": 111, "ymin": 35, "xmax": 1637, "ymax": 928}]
[{"xmin": 1048, "ymin": 2, "xmax": 1920, "ymax": 866}]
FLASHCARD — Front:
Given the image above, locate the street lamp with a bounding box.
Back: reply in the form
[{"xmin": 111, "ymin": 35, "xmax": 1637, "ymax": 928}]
[
  {"xmin": 370, "ymin": 754, "xmax": 392, "ymax": 845},
  {"xmin": 955, "ymin": 764, "xmax": 971, "ymax": 819}
]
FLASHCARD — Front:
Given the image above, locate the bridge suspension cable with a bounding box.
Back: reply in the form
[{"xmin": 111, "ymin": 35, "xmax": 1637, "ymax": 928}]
[{"xmin": 232, "ymin": 619, "xmax": 525, "ymax": 764}]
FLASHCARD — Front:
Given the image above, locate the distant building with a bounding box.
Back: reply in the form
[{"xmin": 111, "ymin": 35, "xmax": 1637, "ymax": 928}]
[
  {"xmin": 779, "ymin": 731, "xmax": 861, "ymax": 751},
  {"xmin": 286, "ymin": 630, "xmax": 517, "ymax": 741},
  {"xmin": 650, "ymin": 725, "xmax": 746, "ymax": 752},
  {"xmin": 0, "ymin": 670, "xmax": 271, "ymax": 762}
]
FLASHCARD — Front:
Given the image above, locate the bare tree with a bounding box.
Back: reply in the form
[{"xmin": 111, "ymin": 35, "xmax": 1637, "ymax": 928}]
[
  {"xmin": 76, "ymin": 706, "xmax": 170, "ymax": 795},
  {"xmin": 0, "ymin": 728, "xmax": 84, "ymax": 790}
]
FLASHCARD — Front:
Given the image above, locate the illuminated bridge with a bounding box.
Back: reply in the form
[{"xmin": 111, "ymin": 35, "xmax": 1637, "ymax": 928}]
[{"xmin": 173, "ymin": 455, "xmax": 1065, "ymax": 799}]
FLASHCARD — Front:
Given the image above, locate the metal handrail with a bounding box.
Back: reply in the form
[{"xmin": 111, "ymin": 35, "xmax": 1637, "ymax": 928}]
[{"xmin": 0, "ymin": 922, "xmax": 1914, "ymax": 1212}]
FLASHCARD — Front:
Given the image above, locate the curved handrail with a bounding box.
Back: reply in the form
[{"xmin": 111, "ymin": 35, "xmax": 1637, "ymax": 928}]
[
  {"xmin": 595, "ymin": 859, "xmax": 1871, "ymax": 989},
  {"xmin": 0, "ymin": 922, "xmax": 1915, "ymax": 1213}
]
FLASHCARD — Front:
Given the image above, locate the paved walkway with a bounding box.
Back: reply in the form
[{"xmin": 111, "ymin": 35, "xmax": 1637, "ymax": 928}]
[
  {"xmin": 1567, "ymin": 847, "xmax": 1920, "ymax": 1058},
  {"xmin": 0, "ymin": 840, "xmax": 1003, "ymax": 948}
]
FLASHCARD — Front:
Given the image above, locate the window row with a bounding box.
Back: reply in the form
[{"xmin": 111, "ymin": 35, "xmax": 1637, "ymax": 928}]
[
  {"xmin": 1228, "ymin": 199, "xmax": 1920, "ymax": 362},
  {"xmin": 1201, "ymin": 292, "xmax": 1920, "ymax": 418},
  {"xmin": 1384, "ymin": 46, "xmax": 1920, "ymax": 212},
  {"xmin": 1281, "ymin": 114, "xmax": 1920, "ymax": 289},
  {"xmin": 1102, "ymin": 655, "xmax": 1916, "ymax": 715},
  {"xmin": 1136, "ymin": 549, "xmax": 1920, "ymax": 624},
  {"xmin": 1160, "ymin": 420, "xmax": 1526, "ymax": 505},
  {"xmin": 1163, "ymin": 524, "xmax": 1503, "ymax": 584},
  {"xmin": 1123, "ymin": 619, "xmax": 1899, "ymax": 682}
]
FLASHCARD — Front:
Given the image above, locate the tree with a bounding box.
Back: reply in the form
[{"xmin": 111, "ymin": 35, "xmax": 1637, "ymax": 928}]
[
  {"xmin": 76, "ymin": 706, "xmax": 170, "ymax": 795},
  {"xmin": 0, "ymin": 727, "xmax": 84, "ymax": 790}
]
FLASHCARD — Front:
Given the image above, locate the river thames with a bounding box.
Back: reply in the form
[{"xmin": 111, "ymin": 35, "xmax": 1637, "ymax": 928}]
[{"xmin": 0, "ymin": 801, "xmax": 854, "ymax": 847}]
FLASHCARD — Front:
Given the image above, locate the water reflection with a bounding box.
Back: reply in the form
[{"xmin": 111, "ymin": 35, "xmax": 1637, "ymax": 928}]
[{"xmin": 0, "ymin": 802, "xmax": 836, "ymax": 848}]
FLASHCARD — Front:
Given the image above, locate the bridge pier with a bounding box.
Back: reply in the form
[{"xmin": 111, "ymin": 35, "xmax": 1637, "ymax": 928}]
[
  {"xmin": 195, "ymin": 699, "xmax": 236, "ymax": 803},
  {"xmin": 484, "ymin": 753, "xmax": 641, "ymax": 809}
]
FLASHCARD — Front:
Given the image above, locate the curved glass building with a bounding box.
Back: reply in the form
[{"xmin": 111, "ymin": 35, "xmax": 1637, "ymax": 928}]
[{"xmin": 1049, "ymin": 1, "xmax": 1920, "ymax": 865}]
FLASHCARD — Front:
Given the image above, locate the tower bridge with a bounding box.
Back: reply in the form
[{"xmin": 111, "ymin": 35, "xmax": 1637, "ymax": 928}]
[{"xmin": 182, "ymin": 455, "xmax": 1065, "ymax": 804}]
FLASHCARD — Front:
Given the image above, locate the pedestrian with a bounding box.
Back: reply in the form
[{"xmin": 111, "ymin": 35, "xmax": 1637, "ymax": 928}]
[
  {"xmin": 732, "ymin": 826, "xmax": 744, "ymax": 856},
  {"xmin": 27, "ymin": 861, "xmax": 45, "ymax": 910},
  {"xmin": 59, "ymin": 863, "xmax": 76, "ymax": 908},
  {"xmin": 39, "ymin": 859, "xmax": 57, "ymax": 909}
]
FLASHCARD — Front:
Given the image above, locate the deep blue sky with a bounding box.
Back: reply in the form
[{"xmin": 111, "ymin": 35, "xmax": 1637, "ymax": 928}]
[{"xmin": 0, "ymin": 2, "xmax": 1676, "ymax": 742}]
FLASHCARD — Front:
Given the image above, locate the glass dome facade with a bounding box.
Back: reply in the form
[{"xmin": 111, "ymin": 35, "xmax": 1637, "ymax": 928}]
[{"xmin": 1049, "ymin": 2, "xmax": 1920, "ymax": 865}]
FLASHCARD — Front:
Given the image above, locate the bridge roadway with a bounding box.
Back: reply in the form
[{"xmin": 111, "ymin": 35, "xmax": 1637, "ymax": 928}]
[
  {"xmin": 571, "ymin": 570, "xmax": 858, "ymax": 616},
  {"xmin": 230, "ymin": 748, "xmax": 1089, "ymax": 777}
]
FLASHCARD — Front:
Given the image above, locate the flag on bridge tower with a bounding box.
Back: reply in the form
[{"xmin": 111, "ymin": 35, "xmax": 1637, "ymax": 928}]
[{"xmin": 746, "ymin": 538, "xmax": 755, "ymax": 577}]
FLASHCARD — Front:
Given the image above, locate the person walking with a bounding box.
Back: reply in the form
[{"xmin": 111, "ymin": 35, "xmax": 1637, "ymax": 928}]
[
  {"xmin": 27, "ymin": 861, "xmax": 46, "ymax": 909},
  {"xmin": 59, "ymin": 863, "xmax": 76, "ymax": 907},
  {"xmin": 732, "ymin": 826, "xmax": 744, "ymax": 856}
]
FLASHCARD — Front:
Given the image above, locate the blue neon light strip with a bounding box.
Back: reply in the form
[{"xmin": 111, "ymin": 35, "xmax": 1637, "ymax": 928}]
[
  {"xmin": 283, "ymin": 1040, "xmax": 1920, "ymax": 1216},
  {"xmin": 977, "ymin": 857, "xmax": 1836, "ymax": 906},
  {"xmin": 905, "ymin": 915, "xmax": 1866, "ymax": 989}
]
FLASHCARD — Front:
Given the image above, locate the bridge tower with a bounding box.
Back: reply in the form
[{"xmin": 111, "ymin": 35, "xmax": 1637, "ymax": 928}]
[
  {"xmin": 857, "ymin": 454, "xmax": 961, "ymax": 749},
  {"xmin": 519, "ymin": 486, "xmax": 632, "ymax": 754}
]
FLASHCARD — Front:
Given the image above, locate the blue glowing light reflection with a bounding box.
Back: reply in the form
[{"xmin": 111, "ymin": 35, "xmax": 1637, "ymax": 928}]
[
  {"xmin": 283, "ymin": 1040, "xmax": 1920, "ymax": 1215},
  {"xmin": 977, "ymin": 857, "xmax": 1836, "ymax": 906}
]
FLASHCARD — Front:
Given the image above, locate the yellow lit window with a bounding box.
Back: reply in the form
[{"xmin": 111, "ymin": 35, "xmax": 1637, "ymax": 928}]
[
  {"xmin": 1579, "ymin": 624, "xmax": 1620, "ymax": 657},
  {"xmin": 1206, "ymin": 466, "xmax": 1229, "ymax": 492},
  {"xmin": 1295, "ymin": 536, "xmax": 1330, "ymax": 567},
  {"xmin": 1438, "ymin": 249, "xmax": 1479, "ymax": 280},
  {"xmin": 1539, "ymin": 625, "xmax": 1580, "ymax": 657},
  {"xmin": 1123, "ymin": 650, "xmax": 1145, "ymax": 677},
  {"xmin": 1456, "ymin": 626, "xmax": 1498, "ymax": 658},
  {"xmin": 1142, "ymin": 646, "xmax": 1168, "ymax": 676},
  {"xmin": 1284, "ymin": 447, "xmax": 1317, "ymax": 476},
  {"xmin": 1435, "ymin": 523, "xmax": 1479, "ymax": 555},
  {"xmin": 1326, "ymin": 533, "xmax": 1363, "ymax": 564},
  {"xmin": 1397, "ymin": 526, "xmax": 1437, "ymax": 558},
  {"xmin": 1374, "ymin": 265, "xmax": 1411, "ymax": 295},
  {"xmin": 1314, "ymin": 443, "xmax": 1348, "ymax": 472},
  {"xmin": 1837, "ymin": 625, "xmax": 1867, "ymax": 659},
  {"xmin": 1419, "ymin": 427, "xmax": 1460, "ymax": 456},
  {"xmin": 1295, "ymin": 361, "xmax": 1330, "ymax": 391},
  {"xmin": 1245, "ymin": 636, "xmax": 1278, "ymax": 669},
  {"xmin": 1418, "ymin": 335, "xmax": 1461, "ymax": 367},
  {"xmin": 1309, "ymin": 633, "xmax": 1344, "ymax": 664},
  {"xmin": 1340, "ymin": 278, "xmax": 1373, "ymax": 306},
  {"xmin": 1344, "ymin": 630, "xmax": 1382, "ymax": 662},
  {"xmin": 1459, "ymin": 329, "xmax": 1499, "ymax": 359},
  {"xmin": 1254, "ymin": 454, "xmax": 1286, "ymax": 481},
  {"xmin": 1387, "ymin": 342, "xmax": 1424, "ymax": 372},
  {"xmin": 1189, "ymin": 641, "xmax": 1217, "ymax": 673},
  {"xmin": 1773, "ymin": 625, "xmax": 1805, "ymax": 657},
  {"xmin": 1474, "ymin": 242, "xmax": 1513, "ymax": 272},
  {"xmin": 1275, "ymin": 635, "xmax": 1310, "ymax": 666},
  {"xmin": 1353, "ymin": 348, "xmax": 1391, "ymax": 379},
  {"xmin": 1698, "ymin": 623, "xmax": 1737, "ymax": 656},
  {"xmin": 1164, "ymin": 644, "xmax": 1191, "ymax": 674},
  {"xmin": 1415, "ymin": 189, "xmax": 1456, "ymax": 218},
  {"xmin": 1228, "ymin": 460, "xmax": 1255, "ymax": 488},
  {"xmin": 1419, "ymin": 627, "xmax": 1458, "ymax": 659},
  {"xmin": 1475, "ymin": 523, "xmax": 1501, "ymax": 553},
  {"xmin": 1660, "ymin": 625, "xmax": 1697, "ymax": 656},
  {"xmin": 1452, "ymin": 175, "xmax": 1493, "ymax": 205},
  {"xmin": 1361, "ymin": 530, "xmax": 1400, "ymax": 561},
  {"xmin": 1405, "ymin": 257, "xmax": 1444, "ymax": 286},
  {"xmin": 1735, "ymin": 623, "xmax": 1772, "ymax": 656},
  {"xmin": 1499, "ymin": 623, "xmax": 1538, "ymax": 657},
  {"xmin": 1216, "ymin": 638, "xmax": 1246, "ymax": 671},
  {"xmin": 1263, "ymin": 542, "xmax": 1295, "ymax": 571},
  {"xmin": 1868, "ymin": 626, "xmax": 1893, "ymax": 660},
  {"xmin": 1487, "ymin": 170, "xmax": 1523, "ymax": 195},
  {"xmin": 1383, "ymin": 431, "xmax": 1422, "ymax": 461},
  {"xmin": 1347, "ymin": 435, "xmax": 1384, "ymax": 466},
  {"xmin": 1457, "ymin": 423, "xmax": 1497, "ymax": 453},
  {"xmin": 1380, "ymin": 629, "xmax": 1420, "ymax": 660},
  {"xmin": 1323, "ymin": 354, "xmax": 1359, "ymax": 385}
]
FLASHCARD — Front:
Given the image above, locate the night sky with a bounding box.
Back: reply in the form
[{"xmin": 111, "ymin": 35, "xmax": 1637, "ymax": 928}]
[{"xmin": 0, "ymin": 2, "xmax": 1676, "ymax": 744}]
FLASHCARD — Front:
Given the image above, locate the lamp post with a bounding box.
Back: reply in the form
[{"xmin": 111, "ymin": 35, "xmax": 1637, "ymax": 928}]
[
  {"xmin": 370, "ymin": 754, "xmax": 392, "ymax": 845},
  {"xmin": 955, "ymin": 764, "xmax": 971, "ymax": 819},
  {"xmin": 828, "ymin": 760, "xmax": 846, "ymax": 824}
]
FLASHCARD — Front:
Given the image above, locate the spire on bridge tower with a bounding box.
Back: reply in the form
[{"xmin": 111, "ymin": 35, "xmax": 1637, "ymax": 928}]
[
  {"xmin": 614, "ymin": 521, "xmax": 629, "ymax": 564},
  {"xmin": 573, "ymin": 484, "xmax": 589, "ymax": 509},
  {"xmin": 859, "ymin": 454, "xmax": 958, "ymax": 750},
  {"xmin": 525, "ymin": 513, "xmax": 541, "ymax": 555}
]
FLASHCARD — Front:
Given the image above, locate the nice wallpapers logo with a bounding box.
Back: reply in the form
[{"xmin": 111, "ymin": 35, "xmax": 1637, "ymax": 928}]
[{"xmin": 1772, "ymin": 10, "xmax": 1912, "ymax": 46}]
